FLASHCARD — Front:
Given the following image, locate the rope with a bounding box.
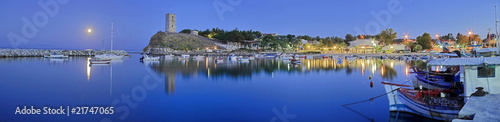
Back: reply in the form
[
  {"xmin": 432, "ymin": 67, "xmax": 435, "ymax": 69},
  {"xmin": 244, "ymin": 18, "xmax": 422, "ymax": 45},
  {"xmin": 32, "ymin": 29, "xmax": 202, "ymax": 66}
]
[{"xmin": 342, "ymin": 88, "xmax": 400, "ymax": 106}]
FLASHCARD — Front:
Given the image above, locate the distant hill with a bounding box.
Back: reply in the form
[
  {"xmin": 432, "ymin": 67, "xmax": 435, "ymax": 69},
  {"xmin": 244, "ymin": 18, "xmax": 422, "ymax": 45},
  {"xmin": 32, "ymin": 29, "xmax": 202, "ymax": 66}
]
[{"xmin": 143, "ymin": 32, "xmax": 224, "ymax": 52}]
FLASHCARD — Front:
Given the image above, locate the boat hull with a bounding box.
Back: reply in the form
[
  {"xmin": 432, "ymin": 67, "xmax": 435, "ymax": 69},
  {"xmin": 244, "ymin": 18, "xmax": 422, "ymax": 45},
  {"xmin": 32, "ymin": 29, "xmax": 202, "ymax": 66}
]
[{"xmin": 89, "ymin": 59, "xmax": 111, "ymax": 64}]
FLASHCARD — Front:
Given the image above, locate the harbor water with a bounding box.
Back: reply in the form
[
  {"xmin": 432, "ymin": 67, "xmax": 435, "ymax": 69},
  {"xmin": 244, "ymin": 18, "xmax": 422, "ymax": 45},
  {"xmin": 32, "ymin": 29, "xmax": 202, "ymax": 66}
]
[{"xmin": 1, "ymin": 55, "xmax": 423, "ymax": 121}]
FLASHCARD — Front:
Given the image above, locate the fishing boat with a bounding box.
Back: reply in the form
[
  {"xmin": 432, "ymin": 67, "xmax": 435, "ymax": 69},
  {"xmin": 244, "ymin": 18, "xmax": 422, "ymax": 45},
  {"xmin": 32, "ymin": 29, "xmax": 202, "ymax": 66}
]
[
  {"xmin": 140, "ymin": 55, "xmax": 160, "ymax": 61},
  {"xmin": 291, "ymin": 59, "xmax": 301, "ymax": 64},
  {"xmin": 44, "ymin": 53, "xmax": 69, "ymax": 58},
  {"xmin": 89, "ymin": 59, "xmax": 111, "ymax": 64},
  {"xmin": 385, "ymin": 57, "xmax": 500, "ymax": 121},
  {"xmin": 384, "ymin": 85, "xmax": 464, "ymax": 121}
]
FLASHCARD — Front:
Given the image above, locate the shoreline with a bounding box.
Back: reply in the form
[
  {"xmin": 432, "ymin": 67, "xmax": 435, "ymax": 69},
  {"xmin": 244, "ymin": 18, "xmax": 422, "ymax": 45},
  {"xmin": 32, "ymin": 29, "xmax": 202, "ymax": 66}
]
[{"xmin": 0, "ymin": 48, "xmax": 430, "ymax": 57}]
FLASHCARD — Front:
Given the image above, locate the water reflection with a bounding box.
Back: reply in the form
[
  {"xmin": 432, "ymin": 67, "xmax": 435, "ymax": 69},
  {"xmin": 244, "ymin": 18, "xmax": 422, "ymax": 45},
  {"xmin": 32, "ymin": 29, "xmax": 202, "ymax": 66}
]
[
  {"xmin": 144, "ymin": 57, "xmax": 405, "ymax": 80},
  {"xmin": 146, "ymin": 57, "xmax": 408, "ymax": 84}
]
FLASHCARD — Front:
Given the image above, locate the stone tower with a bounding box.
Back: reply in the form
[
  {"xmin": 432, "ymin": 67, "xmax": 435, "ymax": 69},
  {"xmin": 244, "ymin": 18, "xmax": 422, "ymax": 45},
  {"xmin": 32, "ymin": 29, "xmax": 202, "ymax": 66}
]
[{"xmin": 166, "ymin": 13, "xmax": 176, "ymax": 33}]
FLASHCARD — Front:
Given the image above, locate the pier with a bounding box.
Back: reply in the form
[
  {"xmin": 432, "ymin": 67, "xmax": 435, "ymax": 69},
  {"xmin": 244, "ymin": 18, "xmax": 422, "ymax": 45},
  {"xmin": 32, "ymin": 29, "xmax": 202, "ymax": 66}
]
[
  {"xmin": 0, "ymin": 49, "xmax": 127, "ymax": 57},
  {"xmin": 453, "ymin": 94, "xmax": 500, "ymax": 122}
]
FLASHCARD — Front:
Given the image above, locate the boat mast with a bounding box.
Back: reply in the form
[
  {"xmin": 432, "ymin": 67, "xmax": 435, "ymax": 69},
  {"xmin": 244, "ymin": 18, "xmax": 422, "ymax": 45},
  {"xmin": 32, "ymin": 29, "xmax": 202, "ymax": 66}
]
[{"xmin": 111, "ymin": 22, "xmax": 114, "ymax": 51}]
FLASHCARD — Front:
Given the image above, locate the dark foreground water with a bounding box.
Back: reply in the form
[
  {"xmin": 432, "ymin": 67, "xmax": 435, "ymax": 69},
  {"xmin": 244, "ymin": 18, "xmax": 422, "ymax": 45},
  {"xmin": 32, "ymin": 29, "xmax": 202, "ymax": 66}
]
[{"xmin": 0, "ymin": 55, "xmax": 416, "ymax": 121}]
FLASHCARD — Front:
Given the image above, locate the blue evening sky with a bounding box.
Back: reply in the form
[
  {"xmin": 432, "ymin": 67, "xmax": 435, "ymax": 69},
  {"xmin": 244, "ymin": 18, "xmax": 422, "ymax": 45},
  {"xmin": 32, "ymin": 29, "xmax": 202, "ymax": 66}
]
[{"xmin": 0, "ymin": 0, "xmax": 498, "ymax": 51}]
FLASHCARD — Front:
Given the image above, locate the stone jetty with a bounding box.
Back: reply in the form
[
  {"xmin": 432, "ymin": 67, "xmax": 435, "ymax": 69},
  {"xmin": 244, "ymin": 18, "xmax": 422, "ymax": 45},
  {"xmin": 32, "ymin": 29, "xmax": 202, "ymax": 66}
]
[{"xmin": 0, "ymin": 49, "xmax": 127, "ymax": 57}]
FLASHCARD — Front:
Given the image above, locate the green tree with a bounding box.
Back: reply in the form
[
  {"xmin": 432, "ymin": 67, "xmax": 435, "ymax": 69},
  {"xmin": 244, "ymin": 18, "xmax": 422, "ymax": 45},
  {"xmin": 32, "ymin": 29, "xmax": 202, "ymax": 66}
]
[
  {"xmin": 377, "ymin": 28, "xmax": 398, "ymax": 45},
  {"xmin": 472, "ymin": 35, "xmax": 481, "ymax": 45},
  {"xmin": 298, "ymin": 35, "xmax": 312, "ymax": 41},
  {"xmin": 440, "ymin": 33, "xmax": 455, "ymax": 41},
  {"xmin": 345, "ymin": 34, "xmax": 356, "ymax": 42},
  {"xmin": 227, "ymin": 29, "xmax": 244, "ymax": 42},
  {"xmin": 414, "ymin": 45, "xmax": 422, "ymax": 52},
  {"xmin": 456, "ymin": 35, "xmax": 469, "ymax": 46},
  {"xmin": 416, "ymin": 33, "xmax": 433, "ymax": 50},
  {"xmin": 261, "ymin": 35, "xmax": 275, "ymax": 47},
  {"xmin": 179, "ymin": 29, "xmax": 191, "ymax": 34}
]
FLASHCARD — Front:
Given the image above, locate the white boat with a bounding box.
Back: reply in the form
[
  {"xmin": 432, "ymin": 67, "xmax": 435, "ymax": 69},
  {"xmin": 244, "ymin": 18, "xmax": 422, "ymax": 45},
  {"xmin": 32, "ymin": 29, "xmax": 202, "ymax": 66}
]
[
  {"xmin": 95, "ymin": 54, "xmax": 123, "ymax": 60},
  {"xmin": 44, "ymin": 54, "xmax": 68, "ymax": 58},
  {"xmin": 179, "ymin": 54, "xmax": 190, "ymax": 60},
  {"xmin": 89, "ymin": 59, "xmax": 111, "ymax": 64},
  {"xmin": 215, "ymin": 57, "xmax": 224, "ymax": 63},
  {"xmin": 237, "ymin": 57, "xmax": 250, "ymax": 61},
  {"xmin": 346, "ymin": 56, "xmax": 357, "ymax": 61},
  {"xmin": 193, "ymin": 55, "xmax": 205, "ymax": 60},
  {"xmin": 164, "ymin": 54, "xmax": 174, "ymax": 59},
  {"xmin": 228, "ymin": 54, "xmax": 238, "ymax": 60},
  {"xmin": 95, "ymin": 22, "xmax": 124, "ymax": 60},
  {"xmin": 140, "ymin": 55, "xmax": 160, "ymax": 61}
]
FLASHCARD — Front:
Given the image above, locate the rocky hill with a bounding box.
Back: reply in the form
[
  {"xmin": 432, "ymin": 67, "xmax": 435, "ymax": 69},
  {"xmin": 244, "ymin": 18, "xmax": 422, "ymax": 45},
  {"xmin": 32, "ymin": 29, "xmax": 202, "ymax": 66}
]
[{"xmin": 143, "ymin": 32, "xmax": 224, "ymax": 53}]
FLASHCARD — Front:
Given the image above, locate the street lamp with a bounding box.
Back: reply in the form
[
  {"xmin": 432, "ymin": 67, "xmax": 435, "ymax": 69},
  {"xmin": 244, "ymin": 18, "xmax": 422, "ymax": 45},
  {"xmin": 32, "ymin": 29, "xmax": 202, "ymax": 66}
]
[{"xmin": 468, "ymin": 31, "xmax": 473, "ymax": 45}]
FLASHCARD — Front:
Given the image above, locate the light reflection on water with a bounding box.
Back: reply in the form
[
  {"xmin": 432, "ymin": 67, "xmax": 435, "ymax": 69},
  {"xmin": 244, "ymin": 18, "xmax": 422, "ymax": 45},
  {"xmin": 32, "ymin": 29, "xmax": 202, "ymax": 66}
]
[{"xmin": 0, "ymin": 55, "xmax": 421, "ymax": 121}]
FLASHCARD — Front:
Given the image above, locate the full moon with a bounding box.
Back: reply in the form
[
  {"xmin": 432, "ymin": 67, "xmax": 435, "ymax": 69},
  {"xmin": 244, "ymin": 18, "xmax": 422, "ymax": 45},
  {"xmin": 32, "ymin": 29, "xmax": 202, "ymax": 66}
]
[{"xmin": 87, "ymin": 28, "xmax": 92, "ymax": 33}]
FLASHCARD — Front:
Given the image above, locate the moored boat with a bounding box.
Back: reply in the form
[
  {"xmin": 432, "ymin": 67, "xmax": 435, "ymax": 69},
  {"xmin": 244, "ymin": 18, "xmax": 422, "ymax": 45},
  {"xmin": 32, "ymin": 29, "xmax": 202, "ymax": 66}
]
[
  {"xmin": 140, "ymin": 55, "xmax": 160, "ymax": 61},
  {"xmin": 385, "ymin": 57, "xmax": 500, "ymax": 121},
  {"xmin": 179, "ymin": 54, "xmax": 190, "ymax": 60},
  {"xmin": 89, "ymin": 59, "xmax": 111, "ymax": 64},
  {"xmin": 237, "ymin": 57, "xmax": 250, "ymax": 61},
  {"xmin": 215, "ymin": 57, "xmax": 224, "ymax": 63},
  {"xmin": 95, "ymin": 54, "xmax": 123, "ymax": 60},
  {"xmin": 291, "ymin": 59, "xmax": 301, "ymax": 64},
  {"xmin": 193, "ymin": 55, "xmax": 205, "ymax": 60},
  {"xmin": 164, "ymin": 54, "xmax": 174, "ymax": 59},
  {"xmin": 44, "ymin": 53, "xmax": 68, "ymax": 58}
]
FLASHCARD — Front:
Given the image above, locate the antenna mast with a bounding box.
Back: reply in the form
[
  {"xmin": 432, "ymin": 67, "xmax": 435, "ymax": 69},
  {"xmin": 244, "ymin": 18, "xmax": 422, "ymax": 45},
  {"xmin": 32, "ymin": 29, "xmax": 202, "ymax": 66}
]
[{"xmin": 496, "ymin": 6, "xmax": 499, "ymax": 54}]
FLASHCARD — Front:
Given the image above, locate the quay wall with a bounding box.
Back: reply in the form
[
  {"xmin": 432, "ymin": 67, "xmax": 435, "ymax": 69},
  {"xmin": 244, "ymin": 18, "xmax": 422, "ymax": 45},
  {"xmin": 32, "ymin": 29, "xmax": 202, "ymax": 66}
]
[{"xmin": 0, "ymin": 49, "xmax": 127, "ymax": 57}]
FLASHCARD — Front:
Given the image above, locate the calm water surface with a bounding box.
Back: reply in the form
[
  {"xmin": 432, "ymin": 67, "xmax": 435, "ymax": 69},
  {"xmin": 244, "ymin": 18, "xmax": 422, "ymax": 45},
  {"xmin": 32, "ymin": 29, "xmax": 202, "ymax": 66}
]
[{"xmin": 0, "ymin": 55, "xmax": 416, "ymax": 121}]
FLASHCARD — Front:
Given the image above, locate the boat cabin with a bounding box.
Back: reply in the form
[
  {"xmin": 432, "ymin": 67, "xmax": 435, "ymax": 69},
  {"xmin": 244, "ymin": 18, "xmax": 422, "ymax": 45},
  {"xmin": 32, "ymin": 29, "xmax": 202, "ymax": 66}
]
[{"xmin": 427, "ymin": 57, "xmax": 500, "ymax": 97}]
